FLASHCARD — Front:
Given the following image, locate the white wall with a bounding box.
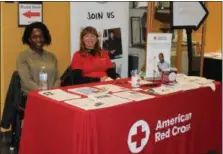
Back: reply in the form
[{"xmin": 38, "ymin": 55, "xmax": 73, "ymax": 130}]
[
  {"xmin": 129, "ymin": 6, "xmax": 147, "ymax": 46},
  {"xmin": 128, "ymin": 2, "xmax": 147, "ymax": 71}
]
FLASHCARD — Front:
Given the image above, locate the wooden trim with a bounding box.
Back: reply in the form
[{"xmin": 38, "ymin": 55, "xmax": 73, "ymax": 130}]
[
  {"xmin": 200, "ymin": 2, "xmax": 208, "ymax": 77},
  {"xmin": 142, "ymin": 2, "xmax": 155, "ymax": 72},
  {"xmin": 147, "ymin": 2, "xmax": 155, "ymax": 33},
  {"xmin": 176, "ymin": 30, "xmax": 183, "ymax": 72},
  {"xmin": 0, "ymin": 2, "xmax": 1, "ymax": 118}
]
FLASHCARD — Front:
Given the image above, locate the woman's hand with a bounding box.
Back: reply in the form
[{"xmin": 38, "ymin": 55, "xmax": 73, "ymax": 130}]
[
  {"xmin": 100, "ymin": 76, "xmax": 114, "ymax": 82},
  {"xmin": 100, "ymin": 76, "xmax": 108, "ymax": 82},
  {"xmin": 105, "ymin": 77, "xmax": 113, "ymax": 81}
]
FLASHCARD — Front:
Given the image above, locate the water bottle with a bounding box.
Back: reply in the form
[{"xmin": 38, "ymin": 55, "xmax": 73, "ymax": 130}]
[
  {"xmin": 131, "ymin": 69, "xmax": 140, "ymax": 88},
  {"xmin": 39, "ymin": 66, "xmax": 48, "ymax": 91}
]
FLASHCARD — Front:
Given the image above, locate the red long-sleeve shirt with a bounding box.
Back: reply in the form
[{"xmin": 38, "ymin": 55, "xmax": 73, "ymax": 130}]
[{"xmin": 71, "ymin": 50, "xmax": 113, "ymax": 78}]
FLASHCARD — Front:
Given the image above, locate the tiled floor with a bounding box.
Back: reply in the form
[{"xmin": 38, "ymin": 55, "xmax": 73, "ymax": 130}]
[{"xmin": 0, "ymin": 131, "xmax": 18, "ymax": 154}]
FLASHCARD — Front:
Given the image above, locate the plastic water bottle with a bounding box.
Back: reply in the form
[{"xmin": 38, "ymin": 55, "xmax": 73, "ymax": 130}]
[
  {"xmin": 39, "ymin": 66, "xmax": 48, "ymax": 91},
  {"xmin": 131, "ymin": 69, "xmax": 140, "ymax": 88}
]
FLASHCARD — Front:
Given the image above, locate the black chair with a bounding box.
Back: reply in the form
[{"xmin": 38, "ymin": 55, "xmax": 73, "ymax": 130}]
[
  {"xmin": 60, "ymin": 65, "xmax": 119, "ymax": 86},
  {"xmin": 1, "ymin": 68, "xmax": 75, "ymax": 151},
  {"xmin": 1, "ymin": 71, "xmax": 26, "ymax": 151},
  {"xmin": 60, "ymin": 66, "xmax": 74, "ymax": 86}
]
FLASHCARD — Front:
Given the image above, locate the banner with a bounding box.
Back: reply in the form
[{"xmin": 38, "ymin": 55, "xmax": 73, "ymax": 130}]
[
  {"xmin": 70, "ymin": 2, "xmax": 129, "ymax": 78},
  {"xmin": 146, "ymin": 33, "xmax": 172, "ymax": 78}
]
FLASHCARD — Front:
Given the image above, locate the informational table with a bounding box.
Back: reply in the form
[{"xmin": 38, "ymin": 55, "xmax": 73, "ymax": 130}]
[{"xmin": 19, "ymin": 79, "xmax": 222, "ymax": 154}]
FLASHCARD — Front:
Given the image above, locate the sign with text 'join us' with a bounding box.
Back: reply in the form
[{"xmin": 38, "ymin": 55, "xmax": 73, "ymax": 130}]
[{"xmin": 18, "ymin": 3, "xmax": 43, "ymax": 27}]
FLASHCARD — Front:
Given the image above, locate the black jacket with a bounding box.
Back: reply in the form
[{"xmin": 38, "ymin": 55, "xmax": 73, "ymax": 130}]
[
  {"xmin": 1, "ymin": 71, "xmax": 23, "ymax": 129},
  {"xmin": 60, "ymin": 66, "xmax": 118, "ymax": 86},
  {"xmin": 60, "ymin": 66, "xmax": 74, "ymax": 87},
  {"xmin": 60, "ymin": 66, "xmax": 100, "ymax": 86}
]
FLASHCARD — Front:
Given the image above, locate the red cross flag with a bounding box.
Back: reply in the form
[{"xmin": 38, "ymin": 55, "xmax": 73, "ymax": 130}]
[{"xmin": 128, "ymin": 120, "xmax": 150, "ymax": 153}]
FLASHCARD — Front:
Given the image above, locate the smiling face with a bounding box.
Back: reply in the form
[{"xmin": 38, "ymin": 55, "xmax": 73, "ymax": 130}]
[
  {"xmin": 28, "ymin": 28, "xmax": 45, "ymax": 50},
  {"xmin": 82, "ymin": 33, "xmax": 97, "ymax": 49}
]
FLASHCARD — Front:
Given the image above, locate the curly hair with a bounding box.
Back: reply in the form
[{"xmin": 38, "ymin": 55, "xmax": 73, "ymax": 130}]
[
  {"xmin": 79, "ymin": 26, "xmax": 102, "ymax": 56},
  {"xmin": 22, "ymin": 22, "xmax": 51, "ymax": 46}
]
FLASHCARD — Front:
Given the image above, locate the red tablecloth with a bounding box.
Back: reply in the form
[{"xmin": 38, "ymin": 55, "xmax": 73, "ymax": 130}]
[{"xmin": 19, "ymin": 80, "xmax": 222, "ymax": 154}]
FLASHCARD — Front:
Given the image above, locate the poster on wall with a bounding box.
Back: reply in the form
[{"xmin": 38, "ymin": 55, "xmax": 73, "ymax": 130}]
[
  {"xmin": 146, "ymin": 33, "xmax": 172, "ymax": 78},
  {"xmin": 102, "ymin": 28, "xmax": 123, "ymax": 60},
  {"xmin": 70, "ymin": 2, "xmax": 129, "ymax": 78}
]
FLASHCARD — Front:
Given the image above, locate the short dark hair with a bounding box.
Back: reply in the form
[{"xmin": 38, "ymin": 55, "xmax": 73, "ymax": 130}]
[
  {"xmin": 159, "ymin": 53, "xmax": 164, "ymax": 57},
  {"xmin": 22, "ymin": 22, "xmax": 51, "ymax": 45}
]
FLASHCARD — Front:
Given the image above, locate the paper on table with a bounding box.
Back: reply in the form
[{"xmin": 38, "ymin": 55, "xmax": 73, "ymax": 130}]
[
  {"xmin": 128, "ymin": 80, "xmax": 153, "ymax": 85},
  {"xmin": 176, "ymin": 73, "xmax": 217, "ymax": 92},
  {"xmin": 68, "ymin": 87, "xmax": 105, "ymax": 96},
  {"xmin": 176, "ymin": 74, "xmax": 216, "ymax": 91},
  {"xmin": 94, "ymin": 84, "xmax": 129, "ymax": 92},
  {"xmin": 148, "ymin": 84, "xmax": 182, "ymax": 95},
  {"xmin": 64, "ymin": 94, "xmax": 131, "ymax": 110},
  {"xmin": 193, "ymin": 78, "xmax": 216, "ymax": 91},
  {"xmin": 38, "ymin": 89, "xmax": 81, "ymax": 101},
  {"xmin": 186, "ymin": 76, "xmax": 207, "ymax": 82},
  {"xmin": 91, "ymin": 93, "xmax": 131, "ymax": 106},
  {"xmin": 177, "ymin": 74, "xmax": 212, "ymax": 83},
  {"xmin": 132, "ymin": 88, "xmax": 143, "ymax": 91},
  {"xmin": 202, "ymin": 83, "xmax": 216, "ymax": 91},
  {"xmin": 195, "ymin": 79, "xmax": 213, "ymax": 85},
  {"xmin": 176, "ymin": 73, "xmax": 188, "ymax": 83},
  {"xmin": 64, "ymin": 98, "xmax": 98, "ymax": 110},
  {"xmin": 113, "ymin": 91, "xmax": 155, "ymax": 101}
]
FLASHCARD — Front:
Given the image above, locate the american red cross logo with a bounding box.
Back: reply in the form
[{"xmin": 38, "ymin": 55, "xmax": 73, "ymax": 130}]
[
  {"xmin": 128, "ymin": 120, "xmax": 150, "ymax": 153},
  {"xmin": 131, "ymin": 125, "xmax": 146, "ymax": 148}
]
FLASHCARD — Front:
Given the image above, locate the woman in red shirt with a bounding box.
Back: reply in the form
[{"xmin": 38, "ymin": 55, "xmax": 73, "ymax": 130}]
[{"xmin": 71, "ymin": 26, "xmax": 118, "ymax": 84}]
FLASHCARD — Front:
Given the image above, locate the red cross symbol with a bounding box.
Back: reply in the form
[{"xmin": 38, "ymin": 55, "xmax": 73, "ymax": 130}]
[{"xmin": 131, "ymin": 125, "xmax": 146, "ymax": 148}]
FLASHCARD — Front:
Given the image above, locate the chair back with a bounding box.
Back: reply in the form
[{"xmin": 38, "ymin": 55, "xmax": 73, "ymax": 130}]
[
  {"xmin": 60, "ymin": 66, "xmax": 74, "ymax": 86},
  {"xmin": 1, "ymin": 71, "xmax": 22, "ymax": 129}
]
